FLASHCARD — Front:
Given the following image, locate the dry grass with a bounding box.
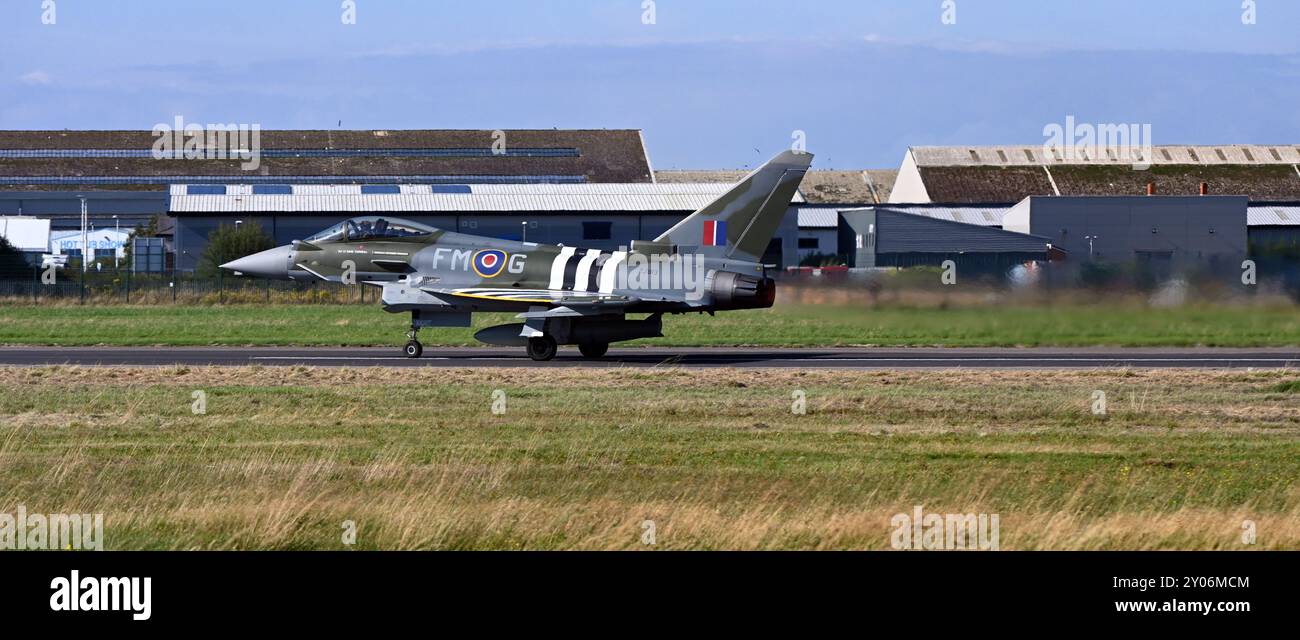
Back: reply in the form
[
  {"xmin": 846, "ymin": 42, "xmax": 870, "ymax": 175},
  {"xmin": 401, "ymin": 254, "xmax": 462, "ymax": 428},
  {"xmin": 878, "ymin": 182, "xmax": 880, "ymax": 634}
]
[{"xmin": 1, "ymin": 366, "xmax": 1297, "ymax": 550}]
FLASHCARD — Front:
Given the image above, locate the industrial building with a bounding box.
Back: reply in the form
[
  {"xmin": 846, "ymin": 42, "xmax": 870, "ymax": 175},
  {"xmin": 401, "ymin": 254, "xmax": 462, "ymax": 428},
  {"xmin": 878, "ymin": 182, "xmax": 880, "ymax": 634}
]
[
  {"xmin": 0, "ymin": 217, "xmax": 51, "ymax": 256},
  {"xmin": 850, "ymin": 198, "xmax": 1289, "ymax": 263},
  {"xmin": 0, "ymin": 129, "xmax": 655, "ymax": 188},
  {"xmin": 890, "ymin": 144, "xmax": 1300, "ymax": 204},
  {"xmin": 0, "ymin": 129, "xmax": 816, "ymax": 271},
  {"xmin": 1001, "ymin": 196, "xmax": 1247, "ymax": 266},
  {"xmin": 838, "ymin": 208, "xmax": 1057, "ymax": 270},
  {"xmin": 3, "ymin": 131, "xmax": 1300, "ymax": 277},
  {"xmin": 874, "ymin": 145, "xmax": 1300, "ymax": 270}
]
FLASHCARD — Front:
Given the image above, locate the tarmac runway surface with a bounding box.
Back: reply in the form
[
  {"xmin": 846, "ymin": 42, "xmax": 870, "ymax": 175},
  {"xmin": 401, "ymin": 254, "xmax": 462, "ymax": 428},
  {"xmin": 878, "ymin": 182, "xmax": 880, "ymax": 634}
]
[{"xmin": 1, "ymin": 346, "xmax": 1299, "ymax": 369}]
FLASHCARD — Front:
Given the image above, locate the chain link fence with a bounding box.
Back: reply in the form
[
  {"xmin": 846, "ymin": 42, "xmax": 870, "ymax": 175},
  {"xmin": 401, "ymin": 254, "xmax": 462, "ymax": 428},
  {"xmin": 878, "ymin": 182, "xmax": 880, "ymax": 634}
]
[{"xmin": 0, "ymin": 267, "xmax": 375, "ymax": 305}]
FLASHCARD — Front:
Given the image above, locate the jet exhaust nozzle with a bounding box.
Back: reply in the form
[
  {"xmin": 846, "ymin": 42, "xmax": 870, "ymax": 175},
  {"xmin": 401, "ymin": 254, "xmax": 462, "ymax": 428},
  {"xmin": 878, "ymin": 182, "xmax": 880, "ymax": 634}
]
[{"xmin": 709, "ymin": 271, "xmax": 776, "ymax": 310}]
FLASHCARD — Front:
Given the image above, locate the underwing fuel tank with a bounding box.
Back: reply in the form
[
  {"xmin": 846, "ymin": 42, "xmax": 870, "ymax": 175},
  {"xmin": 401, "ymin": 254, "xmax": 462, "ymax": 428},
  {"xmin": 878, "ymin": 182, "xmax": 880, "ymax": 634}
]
[
  {"xmin": 475, "ymin": 316, "xmax": 664, "ymax": 346},
  {"xmin": 474, "ymin": 323, "xmax": 531, "ymax": 347}
]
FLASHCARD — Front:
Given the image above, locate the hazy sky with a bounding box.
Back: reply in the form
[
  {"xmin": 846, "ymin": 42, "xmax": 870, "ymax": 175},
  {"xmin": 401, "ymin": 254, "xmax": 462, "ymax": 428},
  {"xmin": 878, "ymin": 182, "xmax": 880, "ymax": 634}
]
[{"xmin": 2, "ymin": 0, "xmax": 1297, "ymax": 168}]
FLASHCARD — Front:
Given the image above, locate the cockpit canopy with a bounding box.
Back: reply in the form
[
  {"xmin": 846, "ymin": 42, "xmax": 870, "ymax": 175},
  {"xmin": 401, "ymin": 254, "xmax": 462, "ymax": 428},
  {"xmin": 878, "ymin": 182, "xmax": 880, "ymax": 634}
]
[{"xmin": 304, "ymin": 216, "xmax": 437, "ymax": 243}]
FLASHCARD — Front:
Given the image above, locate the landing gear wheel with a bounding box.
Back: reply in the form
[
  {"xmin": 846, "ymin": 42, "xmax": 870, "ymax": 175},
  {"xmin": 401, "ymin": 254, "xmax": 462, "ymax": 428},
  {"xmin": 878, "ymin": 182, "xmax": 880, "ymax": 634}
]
[
  {"xmin": 404, "ymin": 341, "xmax": 423, "ymax": 359},
  {"xmin": 578, "ymin": 342, "xmax": 609, "ymax": 359},
  {"xmin": 526, "ymin": 336, "xmax": 558, "ymax": 362}
]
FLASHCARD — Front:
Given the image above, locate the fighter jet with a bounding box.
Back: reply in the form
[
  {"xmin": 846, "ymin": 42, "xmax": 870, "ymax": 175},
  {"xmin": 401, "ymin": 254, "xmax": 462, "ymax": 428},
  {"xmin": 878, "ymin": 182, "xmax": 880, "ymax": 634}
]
[{"xmin": 220, "ymin": 150, "xmax": 812, "ymax": 360}]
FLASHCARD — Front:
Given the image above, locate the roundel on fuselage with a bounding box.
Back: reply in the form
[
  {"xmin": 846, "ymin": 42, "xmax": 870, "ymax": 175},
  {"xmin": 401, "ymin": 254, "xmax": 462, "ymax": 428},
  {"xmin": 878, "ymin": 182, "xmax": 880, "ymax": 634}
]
[{"xmin": 472, "ymin": 249, "xmax": 508, "ymax": 278}]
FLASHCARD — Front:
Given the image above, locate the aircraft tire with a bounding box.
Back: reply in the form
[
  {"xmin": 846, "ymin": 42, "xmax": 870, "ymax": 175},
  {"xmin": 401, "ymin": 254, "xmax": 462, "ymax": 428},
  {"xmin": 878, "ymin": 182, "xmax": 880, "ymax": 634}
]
[
  {"xmin": 404, "ymin": 340, "xmax": 423, "ymax": 359},
  {"xmin": 578, "ymin": 342, "xmax": 609, "ymax": 359},
  {"xmin": 527, "ymin": 336, "xmax": 558, "ymax": 362}
]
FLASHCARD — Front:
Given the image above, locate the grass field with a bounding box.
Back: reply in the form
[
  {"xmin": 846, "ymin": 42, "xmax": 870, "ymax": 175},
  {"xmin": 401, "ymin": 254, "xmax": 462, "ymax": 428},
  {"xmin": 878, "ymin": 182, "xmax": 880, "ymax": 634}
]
[
  {"xmin": 1, "ymin": 366, "xmax": 1297, "ymax": 550},
  {"xmin": 3, "ymin": 301, "xmax": 1300, "ymax": 347}
]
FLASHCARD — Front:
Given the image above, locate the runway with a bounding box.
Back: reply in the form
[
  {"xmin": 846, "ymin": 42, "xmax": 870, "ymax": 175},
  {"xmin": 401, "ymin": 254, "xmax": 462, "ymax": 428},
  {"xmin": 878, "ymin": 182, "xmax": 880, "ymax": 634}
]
[{"xmin": 1, "ymin": 346, "xmax": 1299, "ymax": 369}]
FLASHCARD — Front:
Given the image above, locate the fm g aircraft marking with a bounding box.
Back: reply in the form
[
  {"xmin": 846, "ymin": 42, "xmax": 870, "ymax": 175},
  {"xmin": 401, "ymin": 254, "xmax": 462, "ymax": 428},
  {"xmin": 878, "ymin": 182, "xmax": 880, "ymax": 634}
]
[{"xmin": 221, "ymin": 150, "xmax": 811, "ymax": 360}]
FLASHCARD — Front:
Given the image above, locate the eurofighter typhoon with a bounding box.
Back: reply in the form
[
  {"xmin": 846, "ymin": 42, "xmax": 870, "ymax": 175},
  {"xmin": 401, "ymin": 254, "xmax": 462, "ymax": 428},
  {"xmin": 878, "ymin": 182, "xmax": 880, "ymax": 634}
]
[{"xmin": 220, "ymin": 150, "xmax": 812, "ymax": 360}]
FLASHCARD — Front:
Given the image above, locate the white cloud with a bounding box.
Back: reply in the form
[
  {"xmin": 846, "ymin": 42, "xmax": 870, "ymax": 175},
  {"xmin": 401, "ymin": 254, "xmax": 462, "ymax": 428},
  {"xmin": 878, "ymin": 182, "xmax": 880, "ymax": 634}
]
[{"xmin": 19, "ymin": 70, "xmax": 53, "ymax": 85}]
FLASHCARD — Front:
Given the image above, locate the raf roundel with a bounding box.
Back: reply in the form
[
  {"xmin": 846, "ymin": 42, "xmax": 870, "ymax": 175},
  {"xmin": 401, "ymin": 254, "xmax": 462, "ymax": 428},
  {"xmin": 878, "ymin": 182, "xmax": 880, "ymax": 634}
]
[{"xmin": 472, "ymin": 249, "xmax": 508, "ymax": 278}]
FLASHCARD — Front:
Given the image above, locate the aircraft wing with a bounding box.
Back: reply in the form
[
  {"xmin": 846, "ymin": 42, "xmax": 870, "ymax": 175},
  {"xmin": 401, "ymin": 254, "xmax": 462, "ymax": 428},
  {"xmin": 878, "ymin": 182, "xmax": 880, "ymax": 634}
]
[{"xmin": 419, "ymin": 286, "xmax": 637, "ymax": 308}]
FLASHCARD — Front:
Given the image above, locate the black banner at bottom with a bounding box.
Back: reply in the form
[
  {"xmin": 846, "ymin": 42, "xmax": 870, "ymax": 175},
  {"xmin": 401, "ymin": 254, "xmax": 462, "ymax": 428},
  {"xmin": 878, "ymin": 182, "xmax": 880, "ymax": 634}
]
[{"xmin": 2, "ymin": 551, "xmax": 1289, "ymax": 630}]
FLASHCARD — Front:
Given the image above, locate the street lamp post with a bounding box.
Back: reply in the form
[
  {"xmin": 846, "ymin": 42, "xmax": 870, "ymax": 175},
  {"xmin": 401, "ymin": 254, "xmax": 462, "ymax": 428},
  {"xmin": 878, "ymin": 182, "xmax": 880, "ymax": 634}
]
[
  {"xmin": 113, "ymin": 215, "xmax": 120, "ymax": 270},
  {"xmin": 1084, "ymin": 235, "xmax": 1099, "ymax": 259},
  {"xmin": 79, "ymin": 197, "xmax": 88, "ymax": 274},
  {"xmin": 78, "ymin": 196, "xmax": 87, "ymax": 304}
]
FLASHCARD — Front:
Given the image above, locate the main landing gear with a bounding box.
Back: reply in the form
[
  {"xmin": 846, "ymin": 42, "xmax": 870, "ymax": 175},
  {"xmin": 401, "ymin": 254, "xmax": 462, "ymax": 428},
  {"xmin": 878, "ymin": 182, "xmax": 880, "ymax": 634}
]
[
  {"xmin": 522, "ymin": 338, "xmax": 608, "ymax": 362},
  {"xmin": 578, "ymin": 342, "xmax": 609, "ymax": 359},
  {"xmin": 526, "ymin": 335, "xmax": 558, "ymax": 362}
]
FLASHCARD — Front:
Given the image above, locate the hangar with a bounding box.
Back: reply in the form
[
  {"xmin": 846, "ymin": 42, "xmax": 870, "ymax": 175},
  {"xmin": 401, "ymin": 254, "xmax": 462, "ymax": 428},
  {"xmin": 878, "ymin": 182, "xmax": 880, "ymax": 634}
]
[
  {"xmin": 0, "ymin": 129, "xmax": 815, "ymax": 271},
  {"xmin": 0, "ymin": 129, "xmax": 656, "ymax": 243},
  {"xmin": 875, "ymin": 145, "xmax": 1300, "ymax": 269},
  {"xmin": 838, "ymin": 207, "xmax": 1057, "ymax": 270},
  {"xmin": 0, "ymin": 129, "xmax": 655, "ymax": 189},
  {"xmin": 1000, "ymin": 196, "xmax": 1247, "ymax": 266},
  {"xmin": 889, "ymin": 144, "xmax": 1300, "ymax": 204},
  {"xmin": 5, "ymin": 131, "xmax": 1298, "ymax": 275},
  {"xmin": 851, "ymin": 197, "xmax": 1288, "ymax": 265}
]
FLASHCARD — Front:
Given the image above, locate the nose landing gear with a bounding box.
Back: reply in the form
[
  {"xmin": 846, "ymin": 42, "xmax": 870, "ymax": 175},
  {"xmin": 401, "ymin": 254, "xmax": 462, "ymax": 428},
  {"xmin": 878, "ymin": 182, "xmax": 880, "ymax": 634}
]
[{"xmin": 404, "ymin": 320, "xmax": 423, "ymax": 359}]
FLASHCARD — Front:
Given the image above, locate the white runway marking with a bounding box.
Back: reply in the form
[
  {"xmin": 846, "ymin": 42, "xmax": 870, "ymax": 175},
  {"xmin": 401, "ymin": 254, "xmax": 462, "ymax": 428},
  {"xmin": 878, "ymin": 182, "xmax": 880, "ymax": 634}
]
[
  {"xmin": 789, "ymin": 358, "xmax": 1299, "ymax": 363},
  {"xmin": 253, "ymin": 356, "xmax": 473, "ymax": 361},
  {"xmin": 248, "ymin": 356, "xmax": 1300, "ymax": 364}
]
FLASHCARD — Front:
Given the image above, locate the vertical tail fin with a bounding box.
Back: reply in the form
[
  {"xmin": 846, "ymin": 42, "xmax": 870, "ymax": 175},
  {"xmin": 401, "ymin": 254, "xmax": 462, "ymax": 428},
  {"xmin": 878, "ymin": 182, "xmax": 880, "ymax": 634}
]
[{"xmin": 653, "ymin": 150, "xmax": 812, "ymax": 262}]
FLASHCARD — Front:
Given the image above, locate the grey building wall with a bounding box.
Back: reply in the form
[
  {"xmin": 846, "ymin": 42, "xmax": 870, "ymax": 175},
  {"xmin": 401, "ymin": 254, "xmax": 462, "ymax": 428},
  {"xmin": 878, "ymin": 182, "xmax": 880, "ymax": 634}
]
[
  {"xmin": 1249, "ymin": 226, "xmax": 1300, "ymax": 252},
  {"xmin": 839, "ymin": 208, "xmax": 1052, "ymax": 268},
  {"xmin": 797, "ymin": 228, "xmax": 839, "ymax": 261},
  {"xmin": 1003, "ymin": 196, "xmax": 1247, "ymax": 264},
  {"xmin": 0, "ymin": 192, "xmax": 168, "ymax": 230}
]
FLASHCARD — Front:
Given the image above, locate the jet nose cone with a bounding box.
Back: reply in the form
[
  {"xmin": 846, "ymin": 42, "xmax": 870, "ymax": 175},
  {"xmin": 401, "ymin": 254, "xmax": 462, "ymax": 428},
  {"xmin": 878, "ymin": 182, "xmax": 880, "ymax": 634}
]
[{"xmin": 220, "ymin": 245, "xmax": 293, "ymax": 279}]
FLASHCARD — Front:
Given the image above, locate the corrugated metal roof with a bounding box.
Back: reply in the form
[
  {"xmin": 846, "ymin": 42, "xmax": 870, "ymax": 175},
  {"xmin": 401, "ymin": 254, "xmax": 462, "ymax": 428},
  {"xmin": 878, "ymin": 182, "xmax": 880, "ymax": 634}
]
[
  {"xmin": 170, "ymin": 181, "xmax": 806, "ymax": 213},
  {"xmin": 797, "ymin": 208, "xmax": 839, "ymax": 228},
  {"xmin": 876, "ymin": 205, "xmax": 1011, "ymax": 227},
  {"xmin": 913, "ymin": 145, "xmax": 1300, "ymax": 167},
  {"xmin": 876, "ymin": 209, "xmax": 1052, "ymax": 254},
  {"xmin": 1248, "ymin": 205, "xmax": 1300, "ymax": 226},
  {"xmin": 171, "ymin": 183, "xmax": 745, "ymax": 213},
  {"xmin": 852, "ymin": 203, "xmax": 1298, "ymax": 228}
]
